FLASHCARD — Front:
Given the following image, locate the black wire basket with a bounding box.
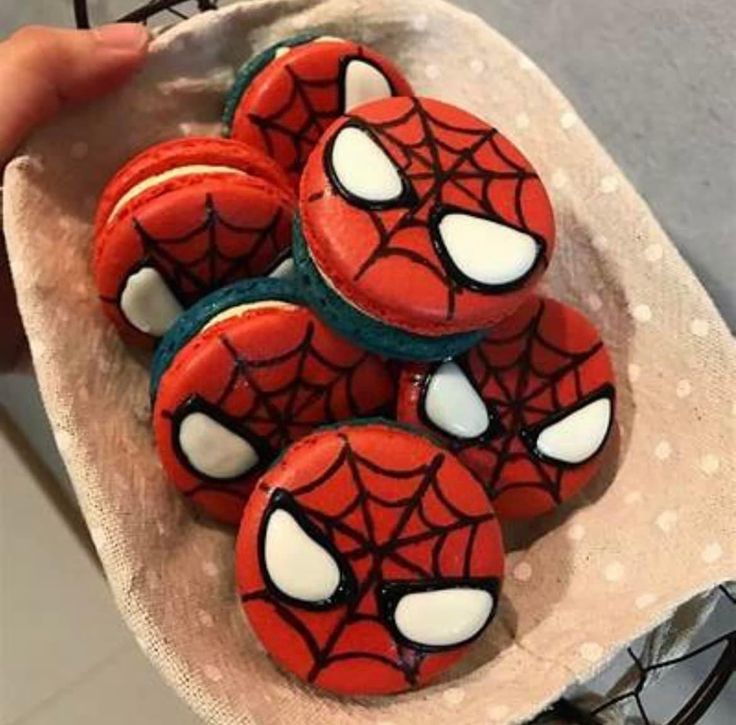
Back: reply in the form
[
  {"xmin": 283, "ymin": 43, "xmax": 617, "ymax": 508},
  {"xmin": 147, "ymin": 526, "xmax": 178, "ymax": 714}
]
[{"xmin": 73, "ymin": 0, "xmax": 219, "ymax": 28}]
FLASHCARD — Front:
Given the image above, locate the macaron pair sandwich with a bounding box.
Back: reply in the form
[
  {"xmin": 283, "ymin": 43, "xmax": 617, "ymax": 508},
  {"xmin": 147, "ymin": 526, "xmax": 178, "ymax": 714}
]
[
  {"xmin": 223, "ymin": 33, "xmax": 414, "ymax": 185},
  {"xmin": 150, "ymin": 277, "xmax": 396, "ymax": 525},
  {"xmin": 293, "ymin": 95, "xmax": 557, "ymax": 361},
  {"xmin": 94, "ymin": 137, "xmax": 295, "ymax": 348}
]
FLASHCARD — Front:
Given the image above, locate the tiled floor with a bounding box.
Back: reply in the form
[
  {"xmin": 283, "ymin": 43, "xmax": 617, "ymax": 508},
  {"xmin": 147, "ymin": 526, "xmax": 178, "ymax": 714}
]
[{"xmin": 0, "ymin": 391, "xmax": 203, "ymax": 725}]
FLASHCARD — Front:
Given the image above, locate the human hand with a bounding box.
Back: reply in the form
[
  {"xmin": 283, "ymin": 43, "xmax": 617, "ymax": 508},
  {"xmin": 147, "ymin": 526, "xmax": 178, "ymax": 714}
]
[{"xmin": 0, "ymin": 24, "xmax": 150, "ymax": 371}]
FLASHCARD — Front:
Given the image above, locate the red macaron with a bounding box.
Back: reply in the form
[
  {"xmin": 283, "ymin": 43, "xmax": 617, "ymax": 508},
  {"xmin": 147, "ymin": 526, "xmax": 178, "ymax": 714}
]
[
  {"xmin": 397, "ymin": 296, "xmax": 616, "ymax": 519},
  {"xmin": 152, "ymin": 281, "xmax": 396, "ymax": 525},
  {"xmin": 224, "ymin": 35, "xmax": 414, "ymax": 185},
  {"xmin": 93, "ymin": 137, "xmax": 295, "ymax": 348},
  {"xmin": 236, "ymin": 420, "xmax": 505, "ymax": 694},
  {"xmin": 295, "ymin": 96, "xmax": 555, "ymax": 358}
]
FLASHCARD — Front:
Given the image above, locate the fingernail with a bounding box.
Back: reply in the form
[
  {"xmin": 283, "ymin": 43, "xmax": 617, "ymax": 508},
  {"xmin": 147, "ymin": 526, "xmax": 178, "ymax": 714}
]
[{"xmin": 94, "ymin": 23, "xmax": 149, "ymax": 51}]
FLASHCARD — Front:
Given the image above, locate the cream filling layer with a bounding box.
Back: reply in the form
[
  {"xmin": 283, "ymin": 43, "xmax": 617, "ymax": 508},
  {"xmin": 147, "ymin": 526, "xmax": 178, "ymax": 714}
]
[
  {"xmin": 109, "ymin": 165, "xmax": 249, "ymax": 222},
  {"xmin": 201, "ymin": 300, "xmax": 299, "ymax": 332}
]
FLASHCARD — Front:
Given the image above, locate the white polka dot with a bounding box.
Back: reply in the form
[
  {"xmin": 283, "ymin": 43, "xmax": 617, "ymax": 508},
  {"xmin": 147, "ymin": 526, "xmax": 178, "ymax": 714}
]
[
  {"xmin": 644, "ymin": 244, "xmax": 663, "ymax": 262},
  {"xmin": 580, "ymin": 642, "xmax": 603, "ymax": 662},
  {"xmin": 518, "ymin": 56, "xmax": 534, "ymax": 71},
  {"xmin": 702, "ymin": 542, "xmax": 723, "ymax": 564},
  {"xmin": 592, "ymin": 234, "xmax": 609, "ymax": 250},
  {"xmin": 604, "ymin": 562, "xmax": 625, "ymax": 582},
  {"xmin": 560, "ymin": 111, "xmax": 578, "ymax": 130},
  {"xmin": 203, "ymin": 664, "xmax": 223, "ymax": 682},
  {"xmin": 627, "ymin": 363, "xmax": 641, "ymax": 382},
  {"xmin": 600, "ymin": 175, "xmax": 620, "ymax": 193},
  {"xmin": 486, "ymin": 704, "xmax": 510, "ymax": 721},
  {"xmin": 656, "ymin": 509, "xmax": 678, "ymax": 533},
  {"xmin": 202, "ymin": 561, "xmax": 219, "ymax": 577},
  {"xmin": 635, "ymin": 593, "xmax": 658, "ymax": 610},
  {"xmin": 689, "ymin": 318, "xmax": 710, "ymax": 338},
  {"xmin": 515, "ymin": 112, "xmax": 530, "ymax": 129},
  {"xmin": 442, "ymin": 687, "xmax": 465, "ymax": 707},
  {"xmin": 469, "ymin": 58, "xmax": 485, "ymax": 74},
  {"xmin": 625, "ymin": 490, "xmax": 643, "ymax": 504},
  {"xmin": 586, "ymin": 293, "xmax": 603, "ymax": 311},
  {"xmin": 512, "ymin": 561, "xmax": 533, "ymax": 582},
  {"xmin": 424, "ymin": 63, "xmax": 440, "ymax": 80},
  {"xmin": 676, "ymin": 379, "xmax": 692, "ymax": 398},
  {"xmin": 699, "ymin": 454, "xmax": 720, "ymax": 475},
  {"xmin": 654, "ymin": 440, "xmax": 672, "ymax": 461},
  {"xmin": 551, "ymin": 169, "xmax": 568, "ymax": 189},
  {"xmin": 412, "ymin": 13, "xmax": 429, "ymax": 31},
  {"xmin": 633, "ymin": 304, "xmax": 652, "ymax": 323},
  {"xmin": 198, "ymin": 610, "xmax": 214, "ymax": 628},
  {"xmin": 567, "ymin": 523, "xmax": 586, "ymax": 542},
  {"xmin": 70, "ymin": 141, "xmax": 89, "ymax": 159}
]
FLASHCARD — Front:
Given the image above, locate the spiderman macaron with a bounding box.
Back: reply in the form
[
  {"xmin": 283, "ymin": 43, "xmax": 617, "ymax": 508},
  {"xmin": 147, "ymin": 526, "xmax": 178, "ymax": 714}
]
[
  {"xmin": 223, "ymin": 33, "xmax": 414, "ymax": 186},
  {"xmin": 151, "ymin": 278, "xmax": 395, "ymax": 525},
  {"xmin": 397, "ymin": 296, "xmax": 616, "ymax": 519},
  {"xmin": 237, "ymin": 420, "xmax": 505, "ymax": 694},
  {"xmin": 294, "ymin": 96, "xmax": 556, "ymax": 361},
  {"xmin": 93, "ymin": 137, "xmax": 294, "ymax": 348}
]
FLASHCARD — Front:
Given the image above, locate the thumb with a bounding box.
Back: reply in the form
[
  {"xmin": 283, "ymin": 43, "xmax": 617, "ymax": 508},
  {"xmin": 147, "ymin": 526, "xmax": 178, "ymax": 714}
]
[{"xmin": 0, "ymin": 24, "xmax": 149, "ymax": 161}]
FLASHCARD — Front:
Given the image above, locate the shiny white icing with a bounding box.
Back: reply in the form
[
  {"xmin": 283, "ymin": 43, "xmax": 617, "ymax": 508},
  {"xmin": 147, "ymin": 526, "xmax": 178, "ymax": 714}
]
[
  {"xmin": 268, "ymin": 256, "xmax": 296, "ymax": 281},
  {"xmin": 536, "ymin": 397, "xmax": 612, "ymax": 464},
  {"xmin": 274, "ymin": 46, "xmax": 291, "ymax": 59},
  {"xmin": 109, "ymin": 165, "xmax": 247, "ymax": 221},
  {"xmin": 437, "ymin": 212, "xmax": 538, "ymax": 286},
  {"xmin": 264, "ymin": 508, "xmax": 340, "ymax": 602},
  {"xmin": 201, "ymin": 300, "xmax": 297, "ymax": 332},
  {"xmin": 424, "ymin": 361, "xmax": 489, "ymax": 438},
  {"xmin": 343, "ymin": 59, "xmax": 392, "ymax": 111},
  {"xmin": 331, "ymin": 126, "xmax": 402, "ymax": 202},
  {"xmin": 178, "ymin": 411, "xmax": 258, "ymax": 479},
  {"xmin": 313, "ymin": 35, "xmax": 344, "ymax": 43},
  {"xmin": 394, "ymin": 587, "xmax": 493, "ymax": 647},
  {"xmin": 119, "ymin": 266, "xmax": 183, "ymax": 336}
]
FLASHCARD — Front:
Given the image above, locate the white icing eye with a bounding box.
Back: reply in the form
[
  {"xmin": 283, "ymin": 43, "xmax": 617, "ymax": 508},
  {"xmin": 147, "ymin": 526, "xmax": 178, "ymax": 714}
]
[
  {"xmin": 178, "ymin": 412, "xmax": 259, "ymax": 479},
  {"xmin": 535, "ymin": 396, "xmax": 612, "ymax": 464},
  {"xmin": 268, "ymin": 256, "xmax": 296, "ymax": 281},
  {"xmin": 436, "ymin": 212, "xmax": 540, "ymax": 288},
  {"xmin": 120, "ymin": 266, "xmax": 183, "ymax": 336},
  {"xmin": 342, "ymin": 59, "xmax": 393, "ymax": 111},
  {"xmin": 264, "ymin": 508, "xmax": 341, "ymax": 603},
  {"xmin": 424, "ymin": 362, "xmax": 489, "ymax": 439},
  {"xmin": 394, "ymin": 587, "xmax": 494, "ymax": 647},
  {"xmin": 330, "ymin": 126, "xmax": 404, "ymax": 203}
]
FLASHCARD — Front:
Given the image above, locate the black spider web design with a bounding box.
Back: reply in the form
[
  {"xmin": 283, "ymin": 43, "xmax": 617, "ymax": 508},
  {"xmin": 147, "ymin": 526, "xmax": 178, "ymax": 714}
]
[
  {"xmin": 458, "ymin": 299, "xmax": 604, "ymax": 504},
  {"xmin": 241, "ymin": 435, "xmax": 497, "ymax": 686},
  {"xmin": 75, "ymin": 0, "xmax": 218, "ymax": 27},
  {"xmin": 536, "ymin": 585, "xmax": 736, "ymax": 725},
  {"xmin": 170, "ymin": 324, "xmax": 389, "ymax": 501},
  {"xmin": 309, "ymin": 97, "xmax": 543, "ymax": 321},
  {"xmin": 101, "ymin": 194, "xmax": 286, "ymax": 310},
  {"xmin": 247, "ymin": 47, "xmax": 371, "ymax": 175}
]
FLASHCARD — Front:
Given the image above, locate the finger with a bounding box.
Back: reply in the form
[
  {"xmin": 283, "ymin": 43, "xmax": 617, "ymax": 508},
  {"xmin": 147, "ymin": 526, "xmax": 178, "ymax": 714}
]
[{"xmin": 0, "ymin": 24, "xmax": 149, "ymax": 162}]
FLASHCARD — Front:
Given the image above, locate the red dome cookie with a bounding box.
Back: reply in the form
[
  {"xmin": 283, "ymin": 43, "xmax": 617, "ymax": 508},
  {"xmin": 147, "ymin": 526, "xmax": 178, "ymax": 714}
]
[
  {"xmin": 225, "ymin": 36, "xmax": 413, "ymax": 185},
  {"xmin": 397, "ymin": 296, "xmax": 616, "ymax": 519},
  {"xmin": 299, "ymin": 96, "xmax": 555, "ymax": 337},
  {"xmin": 153, "ymin": 294, "xmax": 395, "ymax": 525},
  {"xmin": 237, "ymin": 421, "xmax": 504, "ymax": 694},
  {"xmin": 94, "ymin": 137, "xmax": 294, "ymax": 348}
]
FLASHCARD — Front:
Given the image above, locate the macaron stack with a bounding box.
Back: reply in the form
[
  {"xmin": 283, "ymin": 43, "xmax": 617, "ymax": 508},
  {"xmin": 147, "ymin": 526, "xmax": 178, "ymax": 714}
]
[{"xmin": 92, "ymin": 32, "xmax": 616, "ymax": 695}]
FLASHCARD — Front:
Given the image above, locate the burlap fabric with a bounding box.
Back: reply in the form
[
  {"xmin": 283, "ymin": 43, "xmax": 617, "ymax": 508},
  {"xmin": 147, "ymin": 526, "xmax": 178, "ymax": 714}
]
[{"xmin": 3, "ymin": 1, "xmax": 734, "ymax": 722}]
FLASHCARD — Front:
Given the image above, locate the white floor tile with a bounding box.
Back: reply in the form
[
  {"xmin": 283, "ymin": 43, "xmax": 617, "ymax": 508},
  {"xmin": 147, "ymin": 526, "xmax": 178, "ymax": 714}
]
[{"xmin": 14, "ymin": 646, "xmax": 202, "ymax": 725}]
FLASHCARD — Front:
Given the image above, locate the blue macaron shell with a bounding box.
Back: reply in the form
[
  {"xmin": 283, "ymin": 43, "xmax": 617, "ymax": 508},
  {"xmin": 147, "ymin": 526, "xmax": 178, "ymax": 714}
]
[
  {"xmin": 291, "ymin": 216, "xmax": 485, "ymax": 362},
  {"xmin": 150, "ymin": 277, "xmax": 304, "ymax": 401},
  {"xmin": 222, "ymin": 32, "xmax": 319, "ymax": 136}
]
